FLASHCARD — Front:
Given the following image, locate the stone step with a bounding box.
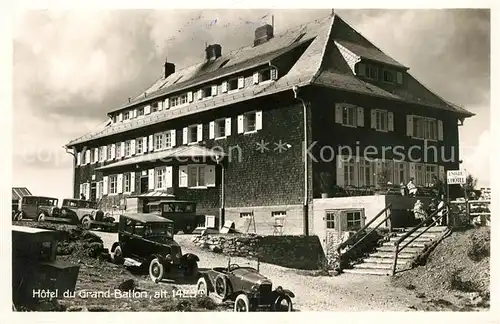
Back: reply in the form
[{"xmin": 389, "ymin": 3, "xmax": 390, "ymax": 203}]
[
  {"xmin": 352, "ymin": 262, "xmax": 406, "ymax": 270},
  {"xmin": 389, "ymin": 236, "xmax": 434, "ymax": 243},
  {"xmin": 370, "ymin": 251, "xmax": 416, "ymax": 259},
  {"xmin": 383, "ymin": 241, "xmax": 428, "ymax": 248},
  {"xmin": 394, "ymin": 231, "xmax": 439, "ymax": 238},
  {"xmin": 343, "ymin": 268, "xmax": 391, "ymax": 276},
  {"xmin": 377, "ymin": 246, "xmax": 423, "ymax": 253},
  {"xmin": 362, "ymin": 257, "xmax": 410, "ymax": 265}
]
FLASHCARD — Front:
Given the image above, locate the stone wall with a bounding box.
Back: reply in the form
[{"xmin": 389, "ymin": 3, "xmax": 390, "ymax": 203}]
[{"xmin": 193, "ymin": 233, "xmax": 326, "ymax": 270}]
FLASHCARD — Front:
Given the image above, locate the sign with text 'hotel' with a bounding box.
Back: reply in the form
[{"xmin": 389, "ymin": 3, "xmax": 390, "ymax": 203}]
[{"xmin": 447, "ymin": 170, "xmax": 467, "ymax": 185}]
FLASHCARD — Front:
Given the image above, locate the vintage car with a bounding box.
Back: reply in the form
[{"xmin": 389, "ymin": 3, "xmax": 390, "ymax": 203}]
[
  {"xmin": 60, "ymin": 199, "xmax": 116, "ymax": 230},
  {"xmin": 196, "ymin": 259, "xmax": 295, "ymax": 312},
  {"xmin": 12, "ymin": 225, "xmax": 80, "ymax": 309},
  {"xmin": 109, "ymin": 213, "xmax": 199, "ymax": 283},
  {"xmin": 13, "ymin": 196, "xmax": 72, "ymax": 224},
  {"xmin": 147, "ymin": 199, "xmax": 205, "ymax": 234}
]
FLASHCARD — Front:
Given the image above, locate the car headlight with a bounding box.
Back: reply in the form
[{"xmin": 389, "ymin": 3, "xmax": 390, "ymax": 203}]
[
  {"xmin": 165, "ymin": 255, "xmax": 172, "ymax": 262},
  {"xmin": 251, "ymin": 285, "xmax": 259, "ymax": 292},
  {"xmin": 176, "ymin": 253, "xmax": 181, "ymax": 259}
]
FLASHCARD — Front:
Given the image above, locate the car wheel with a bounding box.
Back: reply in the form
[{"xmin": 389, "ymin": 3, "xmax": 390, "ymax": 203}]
[
  {"xmin": 183, "ymin": 224, "xmax": 195, "ymax": 234},
  {"xmin": 234, "ymin": 294, "xmax": 250, "ymax": 312},
  {"xmin": 15, "ymin": 212, "xmax": 23, "ymax": 221},
  {"xmin": 81, "ymin": 216, "xmax": 91, "ymax": 229},
  {"xmin": 272, "ymin": 295, "xmax": 293, "ymax": 312},
  {"xmin": 111, "ymin": 245, "xmax": 124, "ymax": 265},
  {"xmin": 149, "ymin": 258, "xmax": 164, "ymax": 283},
  {"xmin": 196, "ymin": 277, "xmax": 209, "ymax": 297},
  {"xmin": 214, "ymin": 274, "xmax": 228, "ymax": 299},
  {"xmin": 37, "ymin": 213, "xmax": 46, "ymax": 222}
]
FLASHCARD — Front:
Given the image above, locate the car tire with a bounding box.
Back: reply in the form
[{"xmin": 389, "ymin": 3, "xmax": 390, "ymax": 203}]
[
  {"xmin": 149, "ymin": 258, "xmax": 164, "ymax": 284},
  {"xmin": 37, "ymin": 213, "xmax": 46, "ymax": 222},
  {"xmin": 214, "ymin": 274, "xmax": 228, "ymax": 299},
  {"xmin": 111, "ymin": 245, "xmax": 124, "ymax": 265},
  {"xmin": 234, "ymin": 294, "xmax": 250, "ymax": 312},
  {"xmin": 15, "ymin": 212, "xmax": 23, "ymax": 221},
  {"xmin": 183, "ymin": 224, "xmax": 195, "ymax": 234},
  {"xmin": 196, "ymin": 277, "xmax": 209, "ymax": 297},
  {"xmin": 272, "ymin": 295, "xmax": 293, "ymax": 312},
  {"xmin": 81, "ymin": 216, "xmax": 91, "ymax": 230}
]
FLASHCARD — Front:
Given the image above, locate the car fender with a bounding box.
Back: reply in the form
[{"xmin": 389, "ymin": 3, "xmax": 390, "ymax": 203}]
[
  {"xmin": 201, "ymin": 273, "xmax": 215, "ymax": 292},
  {"xmin": 281, "ymin": 289, "xmax": 295, "ymax": 298},
  {"xmin": 182, "ymin": 253, "xmax": 199, "ymax": 263},
  {"xmin": 111, "ymin": 242, "xmax": 121, "ymax": 252}
]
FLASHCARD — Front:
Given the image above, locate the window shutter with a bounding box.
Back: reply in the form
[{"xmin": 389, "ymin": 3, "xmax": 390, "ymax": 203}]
[
  {"xmin": 371, "ymin": 110, "xmax": 377, "ymax": 129},
  {"xmin": 253, "ymin": 72, "xmax": 259, "ymax": 84},
  {"xmin": 357, "ymin": 63, "xmax": 366, "ymax": 76},
  {"xmin": 130, "ymin": 172, "xmax": 136, "ymax": 193},
  {"xmin": 179, "ymin": 166, "xmax": 188, "ymax": 188},
  {"xmin": 103, "ymin": 176, "xmax": 108, "ymax": 195},
  {"xmin": 256, "ymin": 111, "xmax": 263, "ymax": 130},
  {"xmin": 188, "ymin": 91, "xmax": 193, "ymax": 102},
  {"xmin": 131, "ymin": 139, "xmax": 136, "ymax": 155},
  {"xmin": 357, "ymin": 107, "xmax": 364, "ymax": 127},
  {"xmin": 119, "ymin": 113, "xmax": 123, "ymax": 122},
  {"xmin": 409, "ymin": 162, "xmax": 416, "ymax": 179},
  {"xmin": 388, "ymin": 112, "xmax": 394, "ymax": 131},
  {"xmin": 79, "ymin": 184, "xmax": 83, "ymax": 197},
  {"xmin": 205, "ymin": 165, "xmax": 216, "ymax": 187},
  {"xmin": 270, "ymin": 68, "xmax": 278, "ymax": 80},
  {"xmin": 117, "ymin": 174, "xmax": 123, "ymax": 194},
  {"xmin": 374, "ymin": 160, "xmax": 383, "ymax": 185},
  {"xmin": 96, "ymin": 181, "xmax": 101, "ymax": 199},
  {"xmin": 111, "ymin": 144, "xmax": 116, "ymax": 159},
  {"xmin": 158, "ymin": 101, "xmax": 163, "ymax": 111},
  {"xmin": 396, "ymin": 71, "xmax": 403, "ymax": 84},
  {"xmin": 237, "ymin": 115, "xmax": 244, "ymax": 134},
  {"xmin": 222, "ymin": 81, "xmax": 228, "ymax": 93},
  {"xmin": 148, "ymin": 135, "xmax": 154, "ymax": 152},
  {"xmin": 142, "ymin": 137, "xmax": 147, "ymax": 153},
  {"xmin": 197, "ymin": 124, "xmax": 203, "ymax": 142},
  {"xmin": 406, "ymin": 115, "xmax": 414, "ymax": 137},
  {"xmin": 148, "ymin": 169, "xmax": 154, "ymax": 191},
  {"xmin": 133, "ymin": 109, "xmax": 138, "ymax": 118},
  {"xmin": 438, "ymin": 120, "xmax": 443, "ymax": 141},
  {"xmin": 164, "ymin": 98, "xmax": 170, "ymax": 109},
  {"xmin": 211, "ymin": 85, "xmax": 218, "ymax": 96},
  {"xmin": 102, "ymin": 146, "xmax": 107, "ymax": 161},
  {"xmin": 85, "ymin": 183, "xmax": 90, "ymax": 200},
  {"xmin": 336, "ymin": 155, "xmax": 345, "ymax": 186},
  {"xmin": 335, "ymin": 104, "xmax": 342, "ymax": 124},
  {"xmin": 77, "ymin": 152, "xmax": 81, "ymax": 166},
  {"xmin": 120, "ymin": 142, "xmax": 125, "ymax": 158},
  {"xmin": 197, "ymin": 89, "xmax": 203, "ymax": 100},
  {"xmin": 166, "ymin": 166, "xmax": 173, "ymax": 188},
  {"xmin": 225, "ymin": 118, "xmax": 231, "ymax": 136},
  {"xmin": 183, "ymin": 127, "xmax": 188, "ymax": 144},
  {"xmin": 170, "ymin": 129, "xmax": 176, "ymax": 147},
  {"xmin": 238, "ymin": 77, "xmax": 244, "ymax": 89},
  {"xmin": 144, "ymin": 105, "xmax": 151, "ymax": 115},
  {"xmin": 209, "ymin": 121, "xmax": 215, "ymax": 139}
]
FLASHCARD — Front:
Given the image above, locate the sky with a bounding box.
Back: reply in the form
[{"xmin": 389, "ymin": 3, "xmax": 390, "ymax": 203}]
[{"xmin": 11, "ymin": 9, "xmax": 491, "ymax": 200}]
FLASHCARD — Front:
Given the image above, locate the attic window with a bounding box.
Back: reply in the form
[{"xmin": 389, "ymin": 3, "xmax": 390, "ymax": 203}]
[
  {"xmin": 171, "ymin": 96, "xmax": 179, "ymax": 107},
  {"xmin": 260, "ymin": 68, "xmax": 271, "ymax": 82},
  {"xmin": 228, "ymin": 78, "xmax": 239, "ymax": 91},
  {"xmin": 202, "ymin": 86, "xmax": 213, "ymax": 98},
  {"xmin": 137, "ymin": 107, "xmax": 144, "ymax": 116},
  {"xmin": 151, "ymin": 102, "xmax": 158, "ymax": 113},
  {"xmin": 179, "ymin": 93, "xmax": 188, "ymax": 105},
  {"xmin": 383, "ymin": 70, "xmax": 396, "ymax": 83},
  {"xmin": 219, "ymin": 59, "xmax": 230, "ymax": 68},
  {"xmin": 123, "ymin": 111, "xmax": 130, "ymax": 120},
  {"xmin": 292, "ymin": 32, "xmax": 306, "ymax": 43}
]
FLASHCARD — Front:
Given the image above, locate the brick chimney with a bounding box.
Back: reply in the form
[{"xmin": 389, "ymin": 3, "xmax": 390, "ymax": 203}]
[
  {"xmin": 254, "ymin": 24, "xmax": 274, "ymax": 46},
  {"xmin": 205, "ymin": 44, "xmax": 222, "ymax": 61},
  {"xmin": 164, "ymin": 58, "xmax": 175, "ymax": 79}
]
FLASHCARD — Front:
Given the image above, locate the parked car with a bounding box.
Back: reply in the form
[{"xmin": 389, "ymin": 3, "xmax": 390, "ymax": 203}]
[
  {"xmin": 109, "ymin": 213, "xmax": 199, "ymax": 283},
  {"xmin": 13, "ymin": 196, "xmax": 72, "ymax": 223},
  {"xmin": 12, "ymin": 225, "xmax": 80, "ymax": 308},
  {"xmin": 196, "ymin": 259, "xmax": 295, "ymax": 312},
  {"xmin": 147, "ymin": 199, "xmax": 205, "ymax": 234},
  {"xmin": 60, "ymin": 199, "xmax": 116, "ymax": 230}
]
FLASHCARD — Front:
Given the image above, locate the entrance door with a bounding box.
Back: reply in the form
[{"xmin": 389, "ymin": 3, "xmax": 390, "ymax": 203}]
[
  {"xmin": 140, "ymin": 177, "xmax": 148, "ymax": 194},
  {"xmin": 90, "ymin": 182, "xmax": 97, "ymax": 202}
]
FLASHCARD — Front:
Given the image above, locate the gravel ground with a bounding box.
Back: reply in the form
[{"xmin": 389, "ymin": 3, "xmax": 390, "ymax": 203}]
[{"xmin": 95, "ymin": 231, "xmax": 423, "ymax": 311}]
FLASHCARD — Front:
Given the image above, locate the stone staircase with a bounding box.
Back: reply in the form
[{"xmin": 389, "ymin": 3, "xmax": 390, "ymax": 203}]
[{"xmin": 343, "ymin": 226, "xmax": 449, "ymax": 276}]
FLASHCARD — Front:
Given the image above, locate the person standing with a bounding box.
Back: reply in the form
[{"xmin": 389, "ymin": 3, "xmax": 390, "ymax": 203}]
[{"xmin": 407, "ymin": 178, "xmax": 418, "ymax": 196}]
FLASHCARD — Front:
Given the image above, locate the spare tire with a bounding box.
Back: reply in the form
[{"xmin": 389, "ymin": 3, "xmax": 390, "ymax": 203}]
[{"xmin": 214, "ymin": 274, "xmax": 228, "ymax": 299}]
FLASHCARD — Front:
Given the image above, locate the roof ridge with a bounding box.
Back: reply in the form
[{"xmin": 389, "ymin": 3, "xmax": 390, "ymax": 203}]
[{"xmin": 309, "ymin": 14, "xmax": 336, "ymax": 84}]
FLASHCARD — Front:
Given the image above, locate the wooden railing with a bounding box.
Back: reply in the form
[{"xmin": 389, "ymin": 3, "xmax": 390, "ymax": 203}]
[
  {"xmin": 337, "ymin": 204, "xmax": 392, "ymax": 262},
  {"xmin": 391, "ymin": 203, "xmax": 448, "ymax": 275},
  {"xmin": 449, "ymin": 199, "xmax": 491, "ymax": 226}
]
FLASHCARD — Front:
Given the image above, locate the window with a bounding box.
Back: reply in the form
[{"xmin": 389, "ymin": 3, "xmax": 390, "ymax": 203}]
[
  {"xmin": 123, "ymin": 111, "xmax": 130, "ymax": 120},
  {"xmin": 359, "ymin": 159, "xmax": 374, "ymax": 187},
  {"xmin": 171, "ymin": 97, "xmax": 179, "ymax": 107},
  {"xmin": 151, "ymin": 102, "xmax": 158, "ymax": 113},
  {"xmin": 136, "ymin": 138, "xmax": 143, "ymax": 154},
  {"xmin": 240, "ymin": 212, "xmax": 253, "ymax": 219},
  {"xmin": 214, "ymin": 119, "xmax": 226, "ymax": 138},
  {"xmin": 260, "ymin": 68, "xmax": 271, "ymax": 82},
  {"xmin": 325, "ymin": 212, "xmax": 335, "ymax": 229},
  {"xmin": 346, "ymin": 211, "xmax": 362, "ymax": 230},
  {"xmin": 107, "ymin": 145, "xmax": 113, "ymax": 160},
  {"xmin": 179, "ymin": 93, "xmax": 188, "ymax": 105},
  {"xmin": 124, "ymin": 173, "xmax": 131, "ymax": 193},
  {"xmin": 202, "ymin": 86, "xmax": 213, "ymax": 98},
  {"xmin": 342, "ymin": 105, "xmax": 357, "ymax": 127},
  {"xmin": 188, "ymin": 125, "xmax": 198, "ymax": 143},
  {"xmin": 271, "ymin": 211, "xmax": 286, "ymax": 218},
  {"xmin": 383, "ymin": 70, "xmax": 396, "ymax": 83},
  {"xmin": 425, "ymin": 164, "xmax": 438, "ymax": 186},
  {"xmin": 380, "ymin": 161, "xmax": 394, "ymax": 184},
  {"xmin": 228, "ymin": 78, "xmax": 239, "ymax": 91},
  {"xmin": 188, "ymin": 165, "xmax": 205, "ymax": 187},
  {"xmin": 364, "ymin": 65, "xmax": 378, "ymax": 80},
  {"xmin": 394, "ymin": 162, "xmax": 407, "ymax": 185},
  {"xmin": 413, "ymin": 116, "xmax": 438, "ymax": 141},
  {"xmin": 124, "ymin": 141, "xmax": 131, "ymax": 157},
  {"xmin": 374, "ymin": 110, "xmax": 388, "ymax": 131},
  {"xmin": 164, "ymin": 131, "xmax": 172, "ymax": 148},
  {"xmin": 99, "ymin": 147, "xmax": 105, "ymax": 162},
  {"xmin": 343, "ymin": 159, "xmax": 356, "ymax": 186},
  {"xmin": 115, "ymin": 143, "xmax": 121, "ymax": 158},
  {"xmin": 156, "ymin": 168, "xmax": 165, "ymax": 189},
  {"xmin": 137, "ymin": 107, "xmax": 144, "ymax": 116},
  {"xmin": 109, "ymin": 175, "xmax": 118, "ymax": 194},
  {"xmin": 154, "ymin": 133, "xmax": 165, "ymax": 150},
  {"xmin": 112, "ymin": 115, "xmax": 117, "ymax": 123},
  {"xmin": 415, "ymin": 164, "xmax": 425, "ymax": 186},
  {"xmin": 243, "ymin": 112, "xmax": 257, "ymax": 132}
]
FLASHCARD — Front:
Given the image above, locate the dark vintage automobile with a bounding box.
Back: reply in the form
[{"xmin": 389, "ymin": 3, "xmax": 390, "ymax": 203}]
[
  {"xmin": 60, "ymin": 199, "xmax": 116, "ymax": 230},
  {"xmin": 110, "ymin": 213, "xmax": 199, "ymax": 283},
  {"xmin": 196, "ymin": 259, "xmax": 295, "ymax": 312},
  {"xmin": 13, "ymin": 196, "xmax": 72, "ymax": 224},
  {"xmin": 147, "ymin": 199, "xmax": 205, "ymax": 234},
  {"xmin": 12, "ymin": 225, "xmax": 80, "ymax": 309}
]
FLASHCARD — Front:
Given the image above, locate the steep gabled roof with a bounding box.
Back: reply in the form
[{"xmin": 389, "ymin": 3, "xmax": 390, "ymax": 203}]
[
  {"xmin": 67, "ymin": 13, "xmax": 473, "ymax": 147},
  {"xmin": 12, "ymin": 187, "xmax": 32, "ymax": 201}
]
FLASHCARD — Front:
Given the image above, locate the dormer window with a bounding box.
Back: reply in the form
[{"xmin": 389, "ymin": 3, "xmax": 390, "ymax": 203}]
[
  {"xmin": 123, "ymin": 111, "xmax": 130, "ymax": 120},
  {"xmin": 137, "ymin": 107, "xmax": 144, "ymax": 117},
  {"xmin": 202, "ymin": 86, "xmax": 213, "ymax": 98},
  {"xmin": 228, "ymin": 78, "xmax": 239, "ymax": 91},
  {"xmin": 260, "ymin": 68, "xmax": 272, "ymax": 82},
  {"xmin": 151, "ymin": 102, "xmax": 158, "ymax": 113},
  {"xmin": 364, "ymin": 65, "xmax": 378, "ymax": 80},
  {"xmin": 383, "ymin": 70, "xmax": 396, "ymax": 83},
  {"xmin": 179, "ymin": 93, "xmax": 188, "ymax": 105},
  {"xmin": 171, "ymin": 96, "xmax": 179, "ymax": 107}
]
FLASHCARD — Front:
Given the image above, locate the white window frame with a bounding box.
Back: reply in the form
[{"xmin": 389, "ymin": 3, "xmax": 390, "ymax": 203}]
[
  {"xmin": 187, "ymin": 165, "xmax": 206, "ymax": 188},
  {"xmin": 109, "ymin": 175, "xmax": 118, "ymax": 195},
  {"xmin": 106, "ymin": 145, "xmax": 113, "ymax": 161},
  {"xmin": 137, "ymin": 107, "xmax": 144, "ymax": 117},
  {"xmin": 99, "ymin": 147, "xmax": 105, "ymax": 162},
  {"xmin": 364, "ymin": 64, "xmax": 378, "ymax": 80},
  {"xmin": 358, "ymin": 158, "xmax": 374, "ymax": 187},
  {"xmin": 155, "ymin": 167, "xmax": 165, "ymax": 189},
  {"xmin": 164, "ymin": 131, "xmax": 172, "ymax": 148},
  {"xmin": 342, "ymin": 105, "xmax": 357, "ymax": 127},
  {"xmin": 187, "ymin": 125, "xmax": 198, "ymax": 144},
  {"xmin": 374, "ymin": 109, "xmax": 388, "ymax": 132},
  {"xmin": 154, "ymin": 133, "xmax": 165, "ymax": 150},
  {"xmin": 115, "ymin": 143, "xmax": 121, "ymax": 158},
  {"xmin": 136, "ymin": 137, "xmax": 143, "ymax": 154},
  {"xmin": 124, "ymin": 141, "xmax": 131, "ymax": 157},
  {"xmin": 214, "ymin": 118, "xmax": 226, "ymax": 139},
  {"xmin": 171, "ymin": 96, "xmax": 179, "ymax": 107},
  {"xmin": 123, "ymin": 173, "xmax": 131, "ymax": 193},
  {"xmin": 325, "ymin": 211, "xmax": 336, "ymax": 229},
  {"xmin": 412, "ymin": 116, "xmax": 438, "ymax": 141},
  {"xmin": 179, "ymin": 93, "xmax": 188, "ymax": 105},
  {"xmin": 243, "ymin": 111, "xmax": 257, "ymax": 133},
  {"xmin": 424, "ymin": 164, "xmax": 438, "ymax": 186},
  {"xmin": 343, "ymin": 158, "xmax": 356, "ymax": 186},
  {"xmin": 346, "ymin": 211, "xmax": 362, "ymax": 231}
]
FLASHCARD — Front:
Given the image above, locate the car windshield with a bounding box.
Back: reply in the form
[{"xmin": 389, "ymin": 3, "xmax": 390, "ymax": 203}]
[
  {"xmin": 64, "ymin": 200, "xmax": 96, "ymax": 208},
  {"xmin": 38, "ymin": 198, "xmax": 58, "ymax": 206},
  {"xmin": 142, "ymin": 223, "xmax": 173, "ymax": 239}
]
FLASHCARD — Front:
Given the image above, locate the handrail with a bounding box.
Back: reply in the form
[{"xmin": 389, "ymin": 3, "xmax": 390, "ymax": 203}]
[
  {"xmin": 391, "ymin": 203, "xmax": 448, "ymax": 275},
  {"xmin": 337, "ymin": 203, "xmax": 392, "ymax": 257}
]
